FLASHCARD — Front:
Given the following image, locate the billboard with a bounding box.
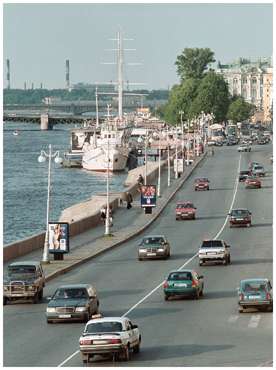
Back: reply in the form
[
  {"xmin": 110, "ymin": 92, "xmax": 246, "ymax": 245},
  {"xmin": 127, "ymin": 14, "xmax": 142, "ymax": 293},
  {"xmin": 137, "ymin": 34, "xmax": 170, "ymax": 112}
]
[
  {"xmin": 71, "ymin": 130, "xmax": 95, "ymax": 152},
  {"xmin": 174, "ymin": 158, "xmax": 184, "ymax": 173},
  {"xmin": 48, "ymin": 222, "xmax": 70, "ymax": 254},
  {"xmin": 140, "ymin": 185, "xmax": 157, "ymax": 208}
]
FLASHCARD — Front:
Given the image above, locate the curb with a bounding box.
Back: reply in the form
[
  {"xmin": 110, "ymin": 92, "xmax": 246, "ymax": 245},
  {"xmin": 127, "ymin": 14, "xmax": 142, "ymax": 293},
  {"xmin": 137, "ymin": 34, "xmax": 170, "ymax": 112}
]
[{"xmin": 45, "ymin": 153, "xmax": 207, "ymax": 282}]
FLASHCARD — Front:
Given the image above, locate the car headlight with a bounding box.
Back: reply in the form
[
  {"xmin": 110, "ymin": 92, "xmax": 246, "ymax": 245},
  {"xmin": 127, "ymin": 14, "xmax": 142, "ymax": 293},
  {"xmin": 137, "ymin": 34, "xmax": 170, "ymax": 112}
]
[
  {"xmin": 139, "ymin": 248, "xmax": 147, "ymax": 253},
  {"xmin": 75, "ymin": 307, "xmax": 87, "ymax": 312},
  {"xmin": 157, "ymin": 248, "xmax": 165, "ymax": 252},
  {"xmin": 46, "ymin": 307, "xmax": 56, "ymax": 313},
  {"xmin": 27, "ymin": 285, "xmax": 36, "ymax": 291}
]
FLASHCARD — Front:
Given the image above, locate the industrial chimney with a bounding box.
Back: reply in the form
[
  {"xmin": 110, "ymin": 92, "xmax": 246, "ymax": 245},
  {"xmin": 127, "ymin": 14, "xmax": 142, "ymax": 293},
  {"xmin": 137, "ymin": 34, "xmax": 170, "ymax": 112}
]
[
  {"xmin": 66, "ymin": 59, "xmax": 70, "ymax": 90},
  {"xmin": 6, "ymin": 59, "xmax": 10, "ymax": 89}
]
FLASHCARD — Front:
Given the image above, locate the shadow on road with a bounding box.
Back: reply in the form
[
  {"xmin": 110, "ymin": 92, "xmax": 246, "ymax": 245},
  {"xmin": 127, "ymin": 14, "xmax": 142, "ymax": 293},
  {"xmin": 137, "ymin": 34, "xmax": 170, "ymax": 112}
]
[
  {"xmin": 231, "ymin": 257, "xmax": 272, "ymax": 266},
  {"xmin": 99, "ymin": 288, "xmax": 144, "ymax": 298},
  {"xmin": 203, "ymin": 290, "xmax": 236, "ymax": 299},
  {"xmin": 252, "ymin": 223, "xmax": 272, "ymax": 228},
  {"xmin": 196, "ymin": 215, "xmax": 225, "ymax": 221},
  {"xmin": 208, "ymin": 187, "xmax": 233, "ymax": 191}
]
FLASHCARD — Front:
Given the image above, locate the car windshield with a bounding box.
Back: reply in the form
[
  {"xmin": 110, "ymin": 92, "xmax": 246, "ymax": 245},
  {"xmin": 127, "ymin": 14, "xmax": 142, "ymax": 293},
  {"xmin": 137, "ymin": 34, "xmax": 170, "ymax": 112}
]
[
  {"xmin": 85, "ymin": 321, "xmax": 123, "ymax": 334},
  {"xmin": 195, "ymin": 178, "xmax": 208, "ymax": 183},
  {"xmin": 240, "ymin": 171, "xmax": 250, "ymax": 175},
  {"xmin": 142, "ymin": 237, "xmax": 164, "ymax": 245},
  {"xmin": 242, "ymin": 282, "xmax": 267, "ymax": 292},
  {"xmin": 53, "ymin": 288, "xmax": 88, "ymax": 299},
  {"xmin": 201, "ymin": 240, "xmax": 223, "ymax": 248},
  {"xmin": 177, "ymin": 203, "xmax": 194, "ymax": 209},
  {"xmin": 168, "ymin": 272, "xmax": 192, "ymax": 281},
  {"xmin": 8, "ymin": 265, "xmax": 36, "ymax": 275},
  {"xmin": 254, "ymin": 166, "xmax": 263, "ymax": 170},
  {"xmin": 231, "ymin": 210, "xmax": 249, "ymax": 216}
]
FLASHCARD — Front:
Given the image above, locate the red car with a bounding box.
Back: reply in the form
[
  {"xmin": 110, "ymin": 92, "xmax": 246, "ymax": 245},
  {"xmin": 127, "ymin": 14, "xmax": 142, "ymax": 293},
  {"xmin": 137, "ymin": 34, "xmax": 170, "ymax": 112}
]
[
  {"xmin": 194, "ymin": 178, "xmax": 209, "ymax": 191},
  {"xmin": 229, "ymin": 209, "xmax": 252, "ymax": 227},
  {"xmin": 175, "ymin": 201, "xmax": 197, "ymax": 220},
  {"xmin": 245, "ymin": 176, "xmax": 261, "ymax": 189}
]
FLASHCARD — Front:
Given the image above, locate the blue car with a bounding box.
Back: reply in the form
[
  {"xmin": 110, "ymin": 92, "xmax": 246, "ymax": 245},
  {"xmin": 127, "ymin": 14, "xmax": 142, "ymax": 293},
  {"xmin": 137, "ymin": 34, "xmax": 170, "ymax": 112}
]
[{"xmin": 238, "ymin": 279, "xmax": 273, "ymax": 312}]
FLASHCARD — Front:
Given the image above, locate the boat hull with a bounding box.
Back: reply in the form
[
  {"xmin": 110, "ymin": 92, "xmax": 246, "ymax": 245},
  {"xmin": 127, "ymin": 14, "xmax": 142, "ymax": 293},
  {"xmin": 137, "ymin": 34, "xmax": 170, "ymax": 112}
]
[{"xmin": 82, "ymin": 146, "xmax": 128, "ymax": 171}]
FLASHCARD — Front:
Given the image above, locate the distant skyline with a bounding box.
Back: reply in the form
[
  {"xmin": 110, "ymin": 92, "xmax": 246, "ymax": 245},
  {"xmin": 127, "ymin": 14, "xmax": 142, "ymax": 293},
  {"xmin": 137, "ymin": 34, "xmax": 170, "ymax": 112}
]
[{"xmin": 3, "ymin": 3, "xmax": 273, "ymax": 90}]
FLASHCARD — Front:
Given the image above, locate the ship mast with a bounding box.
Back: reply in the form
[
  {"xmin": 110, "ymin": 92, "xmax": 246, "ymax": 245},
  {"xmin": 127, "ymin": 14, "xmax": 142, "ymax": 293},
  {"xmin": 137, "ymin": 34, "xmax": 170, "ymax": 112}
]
[{"xmin": 117, "ymin": 30, "xmax": 123, "ymax": 121}]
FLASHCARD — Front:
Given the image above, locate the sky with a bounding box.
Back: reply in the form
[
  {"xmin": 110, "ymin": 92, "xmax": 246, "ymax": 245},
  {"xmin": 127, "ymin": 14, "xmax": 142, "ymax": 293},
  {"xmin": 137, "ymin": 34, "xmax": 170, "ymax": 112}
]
[{"xmin": 3, "ymin": 2, "xmax": 273, "ymax": 90}]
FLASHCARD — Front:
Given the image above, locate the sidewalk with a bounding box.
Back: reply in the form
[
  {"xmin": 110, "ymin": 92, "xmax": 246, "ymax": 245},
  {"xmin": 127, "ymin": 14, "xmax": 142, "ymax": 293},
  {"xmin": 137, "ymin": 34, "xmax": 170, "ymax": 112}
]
[{"xmin": 4, "ymin": 153, "xmax": 207, "ymax": 281}]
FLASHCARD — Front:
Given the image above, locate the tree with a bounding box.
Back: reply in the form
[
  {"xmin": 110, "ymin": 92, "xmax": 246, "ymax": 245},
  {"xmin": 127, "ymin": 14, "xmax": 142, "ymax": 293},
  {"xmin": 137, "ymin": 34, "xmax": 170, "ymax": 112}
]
[
  {"xmin": 175, "ymin": 48, "xmax": 215, "ymax": 81},
  {"xmin": 189, "ymin": 71, "xmax": 230, "ymax": 121},
  {"xmin": 226, "ymin": 97, "xmax": 255, "ymax": 123}
]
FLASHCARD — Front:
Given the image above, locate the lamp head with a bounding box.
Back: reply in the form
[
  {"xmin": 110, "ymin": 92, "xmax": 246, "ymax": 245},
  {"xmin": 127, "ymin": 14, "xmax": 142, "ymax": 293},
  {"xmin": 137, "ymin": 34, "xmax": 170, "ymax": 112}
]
[{"xmin": 38, "ymin": 154, "xmax": 46, "ymax": 163}]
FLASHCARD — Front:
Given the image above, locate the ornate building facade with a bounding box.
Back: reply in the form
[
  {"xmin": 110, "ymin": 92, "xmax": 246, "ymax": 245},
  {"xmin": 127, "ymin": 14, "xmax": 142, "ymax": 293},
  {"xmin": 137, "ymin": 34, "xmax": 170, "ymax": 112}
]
[{"xmin": 217, "ymin": 58, "xmax": 273, "ymax": 123}]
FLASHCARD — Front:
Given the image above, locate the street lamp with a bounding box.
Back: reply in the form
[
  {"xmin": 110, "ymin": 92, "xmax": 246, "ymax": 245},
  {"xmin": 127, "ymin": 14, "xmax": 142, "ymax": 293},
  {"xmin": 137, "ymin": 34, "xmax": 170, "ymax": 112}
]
[
  {"xmin": 179, "ymin": 110, "xmax": 185, "ymax": 173},
  {"xmin": 166, "ymin": 127, "xmax": 171, "ymax": 187},
  {"xmin": 105, "ymin": 104, "xmax": 112, "ymax": 236},
  {"xmin": 157, "ymin": 138, "xmax": 161, "ymax": 197},
  {"xmin": 38, "ymin": 144, "xmax": 62, "ymax": 263},
  {"xmin": 95, "ymin": 86, "xmax": 99, "ymax": 129}
]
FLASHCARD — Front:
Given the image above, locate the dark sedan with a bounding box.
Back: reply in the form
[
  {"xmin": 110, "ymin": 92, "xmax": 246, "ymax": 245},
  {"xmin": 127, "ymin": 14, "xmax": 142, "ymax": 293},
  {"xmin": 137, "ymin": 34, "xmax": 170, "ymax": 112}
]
[
  {"xmin": 239, "ymin": 170, "xmax": 251, "ymax": 182},
  {"xmin": 46, "ymin": 284, "xmax": 99, "ymax": 323},
  {"xmin": 229, "ymin": 209, "xmax": 252, "ymax": 227},
  {"xmin": 138, "ymin": 235, "xmax": 171, "ymax": 260}
]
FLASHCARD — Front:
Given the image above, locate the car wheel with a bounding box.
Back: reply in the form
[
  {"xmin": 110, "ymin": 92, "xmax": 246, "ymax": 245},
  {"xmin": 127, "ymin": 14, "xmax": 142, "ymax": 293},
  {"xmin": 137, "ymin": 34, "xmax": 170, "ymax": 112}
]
[
  {"xmin": 199, "ymin": 289, "xmax": 203, "ymax": 297},
  {"xmin": 133, "ymin": 337, "xmax": 141, "ymax": 354},
  {"xmin": 138, "ymin": 257, "xmax": 143, "ymax": 261},
  {"xmin": 228, "ymin": 256, "xmax": 231, "ymax": 264},
  {"xmin": 33, "ymin": 293, "xmax": 39, "ymax": 304},
  {"xmin": 194, "ymin": 290, "xmax": 200, "ymax": 300},
  {"xmin": 84, "ymin": 312, "xmax": 90, "ymax": 322},
  {"xmin": 3, "ymin": 297, "xmax": 7, "ymax": 306},
  {"xmin": 238, "ymin": 306, "xmax": 244, "ymax": 313},
  {"xmin": 223, "ymin": 258, "xmax": 228, "ymax": 266},
  {"xmin": 207, "ymin": 186, "xmax": 209, "ymax": 190},
  {"xmin": 96, "ymin": 300, "xmax": 100, "ymax": 314},
  {"xmin": 164, "ymin": 294, "xmax": 169, "ymax": 301},
  {"xmin": 38, "ymin": 289, "xmax": 43, "ymax": 301},
  {"xmin": 121, "ymin": 345, "xmax": 130, "ymax": 361},
  {"xmin": 247, "ymin": 223, "xmax": 251, "ymax": 227},
  {"xmin": 199, "ymin": 260, "xmax": 203, "ymax": 266},
  {"xmin": 82, "ymin": 355, "xmax": 89, "ymax": 364}
]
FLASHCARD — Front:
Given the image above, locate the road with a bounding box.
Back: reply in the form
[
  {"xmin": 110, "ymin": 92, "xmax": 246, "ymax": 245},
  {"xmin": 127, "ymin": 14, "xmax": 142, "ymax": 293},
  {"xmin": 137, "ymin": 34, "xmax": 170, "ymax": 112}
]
[{"xmin": 3, "ymin": 143, "xmax": 273, "ymax": 367}]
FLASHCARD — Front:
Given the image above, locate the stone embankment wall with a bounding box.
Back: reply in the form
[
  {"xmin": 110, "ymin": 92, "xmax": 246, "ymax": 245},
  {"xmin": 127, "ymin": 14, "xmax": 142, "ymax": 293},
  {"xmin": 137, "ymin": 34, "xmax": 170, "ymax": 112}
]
[{"xmin": 3, "ymin": 160, "xmax": 167, "ymax": 262}]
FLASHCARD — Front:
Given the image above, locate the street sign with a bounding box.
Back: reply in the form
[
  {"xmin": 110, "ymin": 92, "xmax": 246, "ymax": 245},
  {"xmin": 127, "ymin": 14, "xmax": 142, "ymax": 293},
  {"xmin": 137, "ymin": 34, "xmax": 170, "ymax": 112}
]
[
  {"xmin": 174, "ymin": 158, "xmax": 184, "ymax": 173},
  {"xmin": 140, "ymin": 185, "xmax": 157, "ymax": 208},
  {"xmin": 48, "ymin": 222, "xmax": 70, "ymax": 254}
]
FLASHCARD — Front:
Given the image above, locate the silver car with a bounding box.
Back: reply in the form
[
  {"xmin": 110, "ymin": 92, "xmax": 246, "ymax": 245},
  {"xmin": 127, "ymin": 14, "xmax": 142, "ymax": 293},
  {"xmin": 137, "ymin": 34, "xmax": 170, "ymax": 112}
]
[
  {"xmin": 138, "ymin": 235, "xmax": 171, "ymax": 260},
  {"xmin": 252, "ymin": 165, "xmax": 265, "ymax": 177}
]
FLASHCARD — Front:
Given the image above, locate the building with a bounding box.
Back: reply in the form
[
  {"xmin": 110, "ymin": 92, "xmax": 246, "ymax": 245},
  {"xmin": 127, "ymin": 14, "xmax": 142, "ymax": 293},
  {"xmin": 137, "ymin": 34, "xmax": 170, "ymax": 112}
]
[{"xmin": 217, "ymin": 57, "xmax": 273, "ymax": 122}]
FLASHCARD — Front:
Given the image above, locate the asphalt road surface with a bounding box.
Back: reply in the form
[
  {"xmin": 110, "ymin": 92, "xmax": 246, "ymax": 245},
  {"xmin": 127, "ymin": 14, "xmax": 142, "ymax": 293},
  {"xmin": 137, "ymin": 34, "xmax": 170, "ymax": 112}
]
[{"xmin": 3, "ymin": 144, "xmax": 273, "ymax": 367}]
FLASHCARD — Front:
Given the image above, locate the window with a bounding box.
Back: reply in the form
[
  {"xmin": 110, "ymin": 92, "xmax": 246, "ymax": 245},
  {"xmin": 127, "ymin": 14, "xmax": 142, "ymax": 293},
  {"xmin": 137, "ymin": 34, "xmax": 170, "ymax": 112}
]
[
  {"xmin": 252, "ymin": 78, "xmax": 257, "ymax": 85},
  {"xmin": 85, "ymin": 321, "xmax": 123, "ymax": 334}
]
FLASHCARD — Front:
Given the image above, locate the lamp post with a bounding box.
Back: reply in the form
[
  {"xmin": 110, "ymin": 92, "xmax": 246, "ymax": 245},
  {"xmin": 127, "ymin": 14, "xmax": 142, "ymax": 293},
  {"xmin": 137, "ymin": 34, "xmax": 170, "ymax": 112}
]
[
  {"xmin": 105, "ymin": 104, "xmax": 111, "ymax": 236},
  {"xmin": 167, "ymin": 127, "xmax": 171, "ymax": 187},
  {"xmin": 95, "ymin": 86, "xmax": 99, "ymax": 129},
  {"xmin": 179, "ymin": 110, "xmax": 184, "ymax": 172},
  {"xmin": 38, "ymin": 144, "xmax": 62, "ymax": 263},
  {"xmin": 145, "ymin": 129, "xmax": 148, "ymax": 185},
  {"xmin": 175, "ymin": 137, "xmax": 178, "ymax": 179},
  {"xmin": 157, "ymin": 138, "xmax": 161, "ymax": 197}
]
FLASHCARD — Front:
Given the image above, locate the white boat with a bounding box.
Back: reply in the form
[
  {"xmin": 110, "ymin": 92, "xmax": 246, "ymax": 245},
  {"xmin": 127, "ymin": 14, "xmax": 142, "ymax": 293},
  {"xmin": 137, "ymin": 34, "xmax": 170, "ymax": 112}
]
[{"xmin": 82, "ymin": 123, "xmax": 129, "ymax": 172}]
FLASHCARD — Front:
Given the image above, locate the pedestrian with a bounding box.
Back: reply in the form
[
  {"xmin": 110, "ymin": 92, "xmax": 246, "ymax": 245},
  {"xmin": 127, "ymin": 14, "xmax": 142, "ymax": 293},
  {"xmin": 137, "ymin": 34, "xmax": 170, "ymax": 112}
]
[
  {"xmin": 100, "ymin": 206, "xmax": 106, "ymax": 223},
  {"xmin": 126, "ymin": 192, "xmax": 133, "ymax": 209}
]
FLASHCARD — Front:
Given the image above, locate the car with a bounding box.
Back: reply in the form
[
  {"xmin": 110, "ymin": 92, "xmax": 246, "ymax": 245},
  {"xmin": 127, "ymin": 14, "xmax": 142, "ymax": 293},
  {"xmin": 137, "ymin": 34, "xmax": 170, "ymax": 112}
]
[
  {"xmin": 270, "ymin": 156, "xmax": 273, "ymax": 164},
  {"xmin": 245, "ymin": 176, "xmax": 261, "ymax": 189},
  {"xmin": 237, "ymin": 144, "xmax": 251, "ymax": 152},
  {"xmin": 79, "ymin": 317, "xmax": 141, "ymax": 363},
  {"xmin": 214, "ymin": 141, "xmax": 223, "ymax": 146},
  {"xmin": 207, "ymin": 140, "xmax": 216, "ymax": 146},
  {"xmin": 239, "ymin": 170, "xmax": 251, "ymax": 182},
  {"xmin": 249, "ymin": 161, "xmax": 260, "ymax": 170},
  {"xmin": 257, "ymin": 138, "xmax": 267, "ymax": 145},
  {"xmin": 229, "ymin": 208, "xmax": 252, "ymax": 227},
  {"xmin": 175, "ymin": 201, "xmax": 196, "ymax": 220},
  {"xmin": 3, "ymin": 261, "xmax": 45, "ymax": 305},
  {"xmin": 138, "ymin": 235, "xmax": 171, "ymax": 260},
  {"xmin": 252, "ymin": 165, "xmax": 265, "ymax": 177},
  {"xmin": 194, "ymin": 177, "xmax": 209, "ymax": 191},
  {"xmin": 46, "ymin": 284, "xmax": 99, "ymax": 323},
  {"xmin": 198, "ymin": 239, "xmax": 231, "ymax": 266},
  {"xmin": 238, "ymin": 279, "xmax": 273, "ymax": 313},
  {"xmin": 163, "ymin": 269, "xmax": 204, "ymax": 300}
]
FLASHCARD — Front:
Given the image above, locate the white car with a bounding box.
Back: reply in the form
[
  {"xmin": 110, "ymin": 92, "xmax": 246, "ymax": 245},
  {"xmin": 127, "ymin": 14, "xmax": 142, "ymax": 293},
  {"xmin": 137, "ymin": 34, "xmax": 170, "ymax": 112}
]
[
  {"xmin": 238, "ymin": 144, "xmax": 251, "ymax": 152},
  {"xmin": 198, "ymin": 240, "xmax": 231, "ymax": 266},
  {"xmin": 79, "ymin": 317, "xmax": 141, "ymax": 363}
]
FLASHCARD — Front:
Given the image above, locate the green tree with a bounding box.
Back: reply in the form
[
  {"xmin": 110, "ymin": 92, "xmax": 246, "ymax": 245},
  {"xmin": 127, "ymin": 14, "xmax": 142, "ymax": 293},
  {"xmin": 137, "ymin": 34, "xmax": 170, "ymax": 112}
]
[
  {"xmin": 189, "ymin": 71, "xmax": 230, "ymax": 121},
  {"xmin": 175, "ymin": 48, "xmax": 215, "ymax": 81},
  {"xmin": 226, "ymin": 97, "xmax": 255, "ymax": 123}
]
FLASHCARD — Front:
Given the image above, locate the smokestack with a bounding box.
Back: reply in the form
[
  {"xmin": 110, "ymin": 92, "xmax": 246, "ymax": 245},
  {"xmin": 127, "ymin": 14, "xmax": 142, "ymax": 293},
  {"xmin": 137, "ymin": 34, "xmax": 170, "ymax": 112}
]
[
  {"xmin": 6, "ymin": 59, "xmax": 10, "ymax": 89},
  {"xmin": 66, "ymin": 59, "xmax": 70, "ymax": 90},
  {"xmin": 40, "ymin": 83, "xmax": 43, "ymax": 89},
  {"xmin": 24, "ymin": 82, "xmax": 27, "ymax": 90},
  {"xmin": 31, "ymin": 82, "xmax": 34, "ymax": 90}
]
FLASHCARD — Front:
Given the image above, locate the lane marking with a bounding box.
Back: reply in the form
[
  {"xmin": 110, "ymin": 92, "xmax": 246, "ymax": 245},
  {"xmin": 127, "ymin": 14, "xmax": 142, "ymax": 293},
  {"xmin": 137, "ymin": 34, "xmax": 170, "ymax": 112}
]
[
  {"xmin": 58, "ymin": 154, "xmax": 242, "ymax": 367},
  {"xmin": 248, "ymin": 314, "xmax": 261, "ymax": 328},
  {"xmin": 228, "ymin": 315, "xmax": 239, "ymax": 323}
]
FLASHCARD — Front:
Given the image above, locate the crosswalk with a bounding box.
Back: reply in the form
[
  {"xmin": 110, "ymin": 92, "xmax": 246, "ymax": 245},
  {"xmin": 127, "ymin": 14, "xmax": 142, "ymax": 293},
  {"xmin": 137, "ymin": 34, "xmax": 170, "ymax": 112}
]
[{"xmin": 227, "ymin": 313, "xmax": 270, "ymax": 329}]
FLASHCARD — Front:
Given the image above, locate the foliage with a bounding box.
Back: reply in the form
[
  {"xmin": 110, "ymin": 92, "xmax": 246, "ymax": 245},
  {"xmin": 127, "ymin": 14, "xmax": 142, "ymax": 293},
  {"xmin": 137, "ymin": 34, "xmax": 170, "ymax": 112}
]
[
  {"xmin": 226, "ymin": 97, "xmax": 255, "ymax": 123},
  {"xmin": 175, "ymin": 48, "xmax": 215, "ymax": 81}
]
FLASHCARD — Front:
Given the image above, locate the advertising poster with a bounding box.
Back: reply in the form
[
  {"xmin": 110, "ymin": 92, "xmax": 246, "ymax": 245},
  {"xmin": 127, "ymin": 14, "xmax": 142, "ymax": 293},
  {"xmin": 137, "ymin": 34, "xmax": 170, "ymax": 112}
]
[
  {"xmin": 140, "ymin": 185, "xmax": 157, "ymax": 208},
  {"xmin": 71, "ymin": 130, "xmax": 94, "ymax": 152},
  {"xmin": 174, "ymin": 158, "xmax": 184, "ymax": 173},
  {"xmin": 48, "ymin": 222, "xmax": 70, "ymax": 254}
]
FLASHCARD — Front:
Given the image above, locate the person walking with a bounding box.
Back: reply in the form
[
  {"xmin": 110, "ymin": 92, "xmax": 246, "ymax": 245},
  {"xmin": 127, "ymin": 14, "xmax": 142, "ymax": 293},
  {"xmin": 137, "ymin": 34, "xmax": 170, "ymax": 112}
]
[{"xmin": 126, "ymin": 192, "xmax": 133, "ymax": 209}]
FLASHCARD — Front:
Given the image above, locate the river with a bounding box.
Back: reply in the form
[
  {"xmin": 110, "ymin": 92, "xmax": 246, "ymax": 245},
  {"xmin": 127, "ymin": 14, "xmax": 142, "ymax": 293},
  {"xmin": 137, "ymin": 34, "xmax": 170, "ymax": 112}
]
[{"xmin": 3, "ymin": 122, "xmax": 127, "ymax": 245}]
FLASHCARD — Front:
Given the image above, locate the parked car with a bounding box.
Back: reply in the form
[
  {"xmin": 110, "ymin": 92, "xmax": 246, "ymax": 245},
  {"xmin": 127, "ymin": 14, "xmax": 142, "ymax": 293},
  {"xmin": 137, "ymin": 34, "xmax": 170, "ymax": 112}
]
[
  {"xmin": 198, "ymin": 240, "xmax": 231, "ymax": 266},
  {"xmin": 163, "ymin": 269, "xmax": 204, "ymax": 300},
  {"xmin": 239, "ymin": 170, "xmax": 251, "ymax": 182},
  {"xmin": 214, "ymin": 140, "xmax": 223, "ymax": 146},
  {"xmin": 238, "ymin": 144, "xmax": 251, "ymax": 152},
  {"xmin": 46, "ymin": 284, "xmax": 99, "ymax": 323},
  {"xmin": 79, "ymin": 317, "xmax": 141, "ymax": 363},
  {"xmin": 3, "ymin": 261, "xmax": 45, "ymax": 305},
  {"xmin": 249, "ymin": 161, "xmax": 260, "ymax": 170},
  {"xmin": 238, "ymin": 278, "xmax": 273, "ymax": 313},
  {"xmin": 252, "ymin": 165, "xmax": 265, "ymax": 177},
  {"xmin": 175, "ymin": 201, "xmax": 196, "ymax": 220},
  {"xmin": 194, "ymin": 177, "xmax": 210, "ymax": 191},
  {"xmin": 138, "ymin": 235, "xmax": 170, "ymax": 260},
  {"xmin": 229, "ymin": 208, "xmax": 252, "ymax": 227},
  {"xmin": 245, "ymin": 176, "xmax": 261, "ymax": 189},
  {"xmin": 257, "ymin": 138, "xmax": 267, "ymax": 145}
]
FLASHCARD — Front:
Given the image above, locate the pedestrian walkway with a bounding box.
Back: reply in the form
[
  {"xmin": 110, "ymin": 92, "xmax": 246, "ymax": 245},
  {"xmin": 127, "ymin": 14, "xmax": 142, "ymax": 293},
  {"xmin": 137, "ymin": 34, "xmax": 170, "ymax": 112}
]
[{"xmin": 4, "ymin": 154, "xmax": 207, "ymax": 282}]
